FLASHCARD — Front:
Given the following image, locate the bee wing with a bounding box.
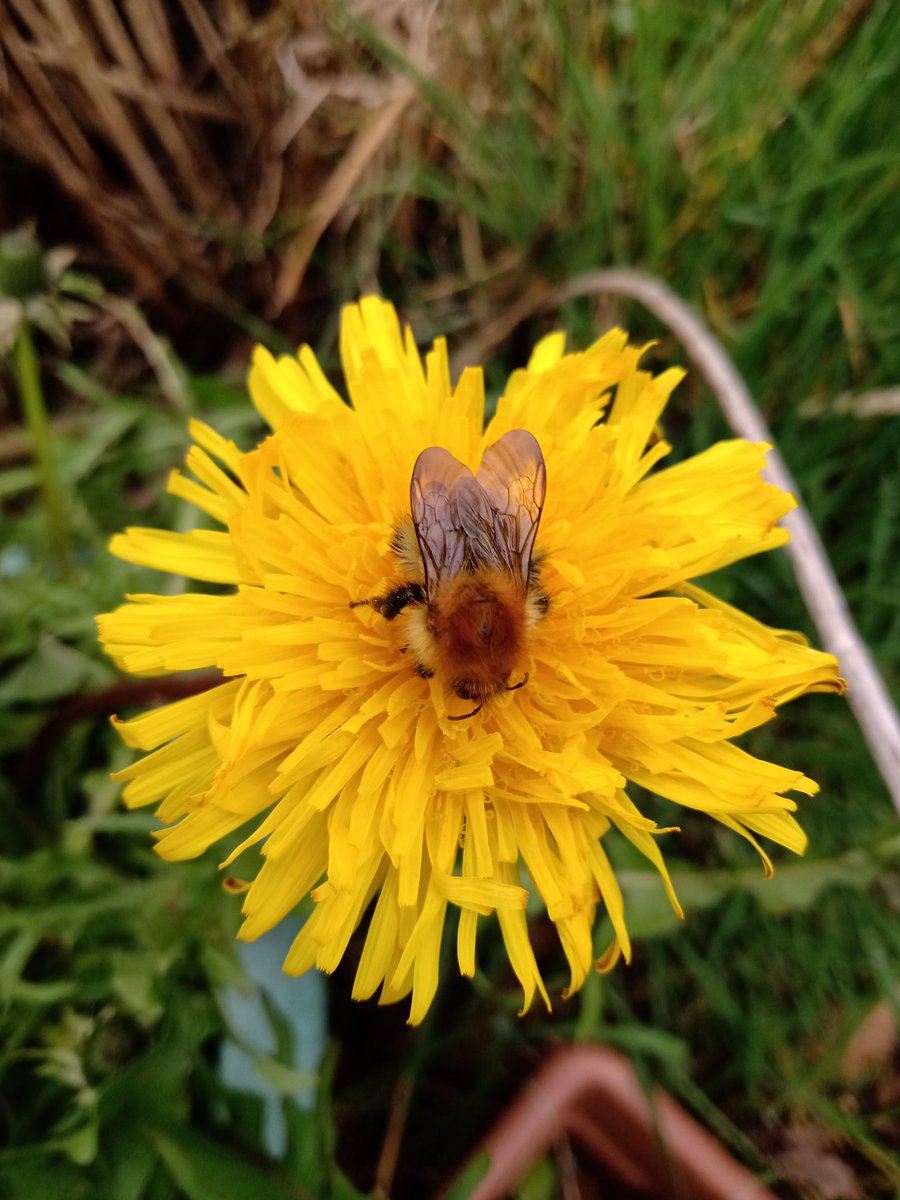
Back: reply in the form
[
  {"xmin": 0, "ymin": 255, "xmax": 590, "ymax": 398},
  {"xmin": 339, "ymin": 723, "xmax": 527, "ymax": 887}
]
[
  {"xmin": 410, "ymin": 431, "xmax": 546, "ymax": 597},
  {"xmin": 410, "ymin": 447, "xmax": 481, "ymax": 596},
  {"xmin": 474, "ymin": 429, "xmax": 547, "ymax": 588}
]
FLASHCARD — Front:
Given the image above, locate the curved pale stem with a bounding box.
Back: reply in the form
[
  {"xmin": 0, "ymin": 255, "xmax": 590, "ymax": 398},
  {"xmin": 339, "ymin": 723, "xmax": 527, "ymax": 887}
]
[{"xmin": 452, "ymin": 268, "xmax": 900, "ymax": 814}]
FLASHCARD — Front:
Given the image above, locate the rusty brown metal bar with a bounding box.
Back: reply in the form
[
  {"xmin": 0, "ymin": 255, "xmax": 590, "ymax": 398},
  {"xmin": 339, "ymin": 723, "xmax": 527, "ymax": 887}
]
[{"xmin": 452, "ymin": 1045, "xmax": 778, "ymax": 1200}]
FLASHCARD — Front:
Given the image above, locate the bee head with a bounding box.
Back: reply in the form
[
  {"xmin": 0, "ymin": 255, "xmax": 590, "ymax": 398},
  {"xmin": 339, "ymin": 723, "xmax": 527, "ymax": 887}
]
[{"xmin": 452, "ymin": 679, "xmax": 484, "ymax": 702}]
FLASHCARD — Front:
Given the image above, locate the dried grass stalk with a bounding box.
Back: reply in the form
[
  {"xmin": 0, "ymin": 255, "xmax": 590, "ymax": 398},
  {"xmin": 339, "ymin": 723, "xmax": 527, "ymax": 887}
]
[{"xmin": 0, "ymin": 0, "xmax": 431, "ymax": 305}]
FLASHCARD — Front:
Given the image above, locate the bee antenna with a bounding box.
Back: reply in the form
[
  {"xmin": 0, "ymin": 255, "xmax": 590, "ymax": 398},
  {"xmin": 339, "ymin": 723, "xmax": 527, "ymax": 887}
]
[
  {"xmin": 505, "ymin": 672, "xmax": 529, "ymax": 692},
  {"xmin": 448, "ymin": 704, "xmax": 483, "ymax": 721}
]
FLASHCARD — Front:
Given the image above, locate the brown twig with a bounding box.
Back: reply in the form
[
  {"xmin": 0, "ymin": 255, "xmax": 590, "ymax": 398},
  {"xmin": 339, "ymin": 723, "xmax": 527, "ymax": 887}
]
[
  {"xmin": 271, "ymin": 82, "xmax": 416, "ymax": 315},
  {"xmin": 373, "ymin": 1072, "xmax": 415, "ymax": 1199},
  {"xmin": 17, "ymin": 673, "xmax": 220, "ymax": 797}
]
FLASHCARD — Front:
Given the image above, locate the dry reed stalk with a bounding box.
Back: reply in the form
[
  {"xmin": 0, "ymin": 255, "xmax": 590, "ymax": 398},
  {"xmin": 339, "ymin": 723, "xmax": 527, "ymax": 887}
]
[
  {"xmin": 272, "ymin": 81, "xmax": 416, "ymax": 313},
  {"xmin": 0, "ymin": 0, "xmax": 432, "ymax": 307}
]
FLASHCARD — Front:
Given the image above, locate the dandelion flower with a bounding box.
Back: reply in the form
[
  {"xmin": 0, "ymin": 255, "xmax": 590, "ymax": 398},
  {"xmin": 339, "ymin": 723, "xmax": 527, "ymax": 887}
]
[{"xmin": 98, "ymin": 297, "xmax": 843, "ymax": 1023}]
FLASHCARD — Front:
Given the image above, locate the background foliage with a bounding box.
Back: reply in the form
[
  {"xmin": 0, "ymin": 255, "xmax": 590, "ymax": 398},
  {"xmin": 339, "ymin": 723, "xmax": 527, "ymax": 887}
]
[{"xmin": 1, "ymin": 1, "xmax": 899, "ymax": 1196}]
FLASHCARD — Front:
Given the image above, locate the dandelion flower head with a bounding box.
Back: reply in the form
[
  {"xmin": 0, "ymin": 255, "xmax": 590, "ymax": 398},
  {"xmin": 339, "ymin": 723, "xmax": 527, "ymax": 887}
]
[{"xmin": 98, "ymin": 298, "xmax": 843, "ymax": 1023}]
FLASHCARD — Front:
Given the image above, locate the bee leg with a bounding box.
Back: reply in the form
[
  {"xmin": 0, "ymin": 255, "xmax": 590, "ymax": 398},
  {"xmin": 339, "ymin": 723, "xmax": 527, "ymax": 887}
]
[
  {"xmin": 505, "ymin": 672, "xmax": 529, "ymax": 692},
  {"xmin": 350, "ymin": 582, "xmax": 425, "ymax": 621},
  {"xmin": 448, "ymin": 703, "xmax": 483, "ymax": 721}
]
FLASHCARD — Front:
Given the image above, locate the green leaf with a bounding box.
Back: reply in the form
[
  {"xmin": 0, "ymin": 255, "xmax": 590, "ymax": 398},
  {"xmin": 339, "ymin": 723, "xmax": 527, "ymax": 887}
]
[
  {"xmin": 0, "ymin": 465, "xmax": 38, "ymax": 501},
  {"xmin": 442, "ymin": 1150, "xmax": 491, "ymax": 1200},
  {"xmin": 94, "ymin": 1128, "xmax": 159, "ymax": 1200},
  {"xmin": 151, "ymin": 1127, "xmax": 307, "ymax": 1200},
  {"xmin": 282, "ymin": 1104, "xmax": 328, "ymax": 1199},
  {"xmin": 98, "ymin": 1042, "xmax": 190, "ymax": 1129},
  {"xmin": 253, "ymin": 1056, "xmax": 318, "ymax": 1097},
  {"xmin": 58, "ymin": 409, "xmax": 142, "ymax": 485},
  {"xmin": 49, "ymin": 1111, "xmax": 99, "ymax": 1167},
  {"xmin": 598, "ymin": 1024, "xmax": 689, "ymax": 1073},
  {"xmin": 516, "ymin": 1155, "xmax": 556, "ymax": 1200},
  {"xmin": 331, "ymin": 1172, "xmax": 373, "ymax": 1200},
  {"xmin": 616, "ymin": 838, "xmax": 900, "ymax": 940},
  {"xmin": 0, "ymin": 1148, "xmax": 91, "ymax": 1200},
  {"xmin": 0, "ymin": 635, "xmax": 110, "ymax": 704}
]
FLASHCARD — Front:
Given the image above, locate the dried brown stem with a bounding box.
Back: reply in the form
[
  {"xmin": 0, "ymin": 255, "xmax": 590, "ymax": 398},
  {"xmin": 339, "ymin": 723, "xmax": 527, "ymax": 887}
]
[
  {"xmin": 272, "ymin": 82, "xmax": 416, "ymax": 314},
  {"xmin": 373, "ymin": 1072, "xmax": 415, "ymax": 1199},
  {"xmin": 18, "ymin": 674, "xmax": 220, "ymax": 798}
]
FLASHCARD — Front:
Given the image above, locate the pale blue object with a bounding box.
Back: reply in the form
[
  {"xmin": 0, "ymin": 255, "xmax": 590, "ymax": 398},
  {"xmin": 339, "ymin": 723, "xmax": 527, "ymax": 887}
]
[
  {"xmin": 219, "ymin": 920, "xmax": 327, "ymax": 1157},
  {"xmin": 0, "ymin": 545, "xmax": 29, "ymax": 576}
]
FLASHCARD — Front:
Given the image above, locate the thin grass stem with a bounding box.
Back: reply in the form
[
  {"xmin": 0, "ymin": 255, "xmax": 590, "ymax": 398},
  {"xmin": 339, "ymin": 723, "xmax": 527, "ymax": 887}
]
[{"xmin": 15, "ymin": 320, "xmax": 73, "ymax": 576}]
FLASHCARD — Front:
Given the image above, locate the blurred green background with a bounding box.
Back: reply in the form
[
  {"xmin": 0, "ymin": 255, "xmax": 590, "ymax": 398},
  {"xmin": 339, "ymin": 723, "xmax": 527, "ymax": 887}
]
[{"xmin": 1, "ymin": 1, "xmax": 898, "ymax": 1196}]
